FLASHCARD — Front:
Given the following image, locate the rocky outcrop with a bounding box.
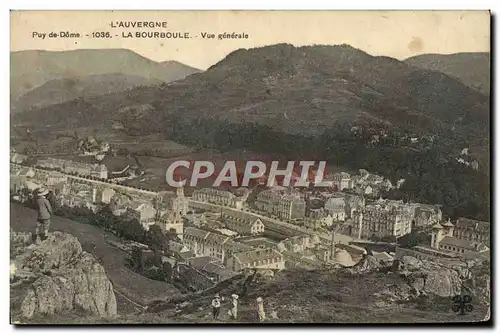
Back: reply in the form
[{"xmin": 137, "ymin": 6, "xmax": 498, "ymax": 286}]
[
  {"xmin": 10, "ymin": 231, "xmax": 117, "ymax": 320},
  {"xmin": 394, "ymin": 256, "xmax": 466, "ymax": 297},
  {"xmin": 348, "ymin": 255, "xmax": 387, "ymax": 274},
  {"xmin": 143, "ymin": 255, "xmax": 489, "ymax": 323},
  {"xmin": 352, "ymin": 254, "xmax": 484, "ymax": 305}
]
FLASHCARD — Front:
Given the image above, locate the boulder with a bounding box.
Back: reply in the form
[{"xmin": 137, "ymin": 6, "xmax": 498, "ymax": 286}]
[
  {"xmin": 399, "ymin": 256, "xmax": 422, "ymax": 271},
  {"xmin": 14, "ymin": 232, "xmax": 83, "ymax": 273},
  {"xmin": 348, "ymin": 255, "xmax": 385, "ymax": 274},
  {"xmin": 422, "ymin": 265, "xmax": 461, "ymax": 297},
  {"xmin": 11, "ymin": 231, "xmax": 117, "ymax": 320},
  {"xmin": 10, "ymin": 231, "xmax": 34, "ymax": 257},
  {"xmin": 396, "ymin": 260, "xmax": 462, "ymax": 297}
]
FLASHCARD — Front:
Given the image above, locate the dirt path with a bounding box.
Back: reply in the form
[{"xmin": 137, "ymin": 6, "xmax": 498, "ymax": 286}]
[{"xmin": 10, "ymin": 202, "xmax": 181, "ymax": 312}]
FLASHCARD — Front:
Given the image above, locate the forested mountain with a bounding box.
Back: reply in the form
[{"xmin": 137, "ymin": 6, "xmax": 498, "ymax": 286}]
[{"xmin": 405, "ymin": 52, "xmax": 490, "ymax": 95}]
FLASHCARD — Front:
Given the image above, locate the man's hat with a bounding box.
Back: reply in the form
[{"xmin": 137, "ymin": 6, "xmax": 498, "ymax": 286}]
[{"xmin": 37, "ymin": 187, "xmax": 49, "ymax": 196}]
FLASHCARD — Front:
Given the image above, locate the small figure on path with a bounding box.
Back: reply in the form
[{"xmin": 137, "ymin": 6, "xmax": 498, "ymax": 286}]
[
  {"xmin": 211, "ymin": 294, "xmax": 222, "ymax": 320},
  {"xmin": 256, "ymin": 296, "xmax": 266, "ymax": 322},
  {"xmin": 229, "ymin": 294, "xmax": 239, "ymax": 320},
  {"xmin": 34, "ymin": 187, "xmax": 52, "ymax": 243}
]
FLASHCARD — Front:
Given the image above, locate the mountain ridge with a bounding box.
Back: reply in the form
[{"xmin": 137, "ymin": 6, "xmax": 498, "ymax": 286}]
[
  {"xmin": 12, "ymin": 73, "xmax": 163, "ymax": 112},
  {"xmin": 404, "ymin": 52, "xmax": 490, "ymax": 95},
  {"xmin": 12, "ymin": 44, "xmax": 489, "ymax": 141},
  {"xmin": 10, "ymin": 48, "xmax": 201, "ymax": 101}
]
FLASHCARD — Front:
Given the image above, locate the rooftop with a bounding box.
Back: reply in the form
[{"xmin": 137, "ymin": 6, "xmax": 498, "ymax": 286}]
[
  {"xmin": 440, "ymin": 236, "xmax": 484, "ymax": 251},
  {"xmin": 179, "ymin": 250, "xmax": 194, "ymax": 260},
  {"xmin": 442, "ymin": 219, "xmax": 455, "ymax": 227},
  {"xmin": 184, "ymin": 226, "xmax": 210, "ymax": 240},
  {"xmin": 205, "ymin": 233, "xmax": 230, "ymax": 245},
  {"xmin": 187, "ymin": 255, "xmax": 214, "ymax": 268},
  {"xmin": 168, "ymin": 241, "xmax": 187, "ymax": 254},
  {"xmin": 233, "ymin": 248, "xmax": 283, "ymax": 265},
  {"xmin": 240, "ymin": 237, "xmax": 277, "ymax": 249},
  {"xmin": 215, "ymin": 228, "xmax": 239, "ymax": 237},
  {"xmin": 456, "ymin": 218, "xmax": 489, "ymax": 231},
  {"xmin": 186, "ymin": 256, "xmax": 234, "ymax": 280},
  {"xmin": 222, "ymin": 210, "xmax": 261, "ymax": 223},
  {"xmin": 193, "ymin": 188, "xmax": 235, "ymax": 198},
  {"xmin": 431, "ymin": 223, "xmax": 443, "ymax": 229},
  {"xmin": 128, "ymin": 201, "xmax": 149, "ymax": 211},
  {"xmin": 225, "ymin": 240, "xmax": 254, "ymax": 253}
]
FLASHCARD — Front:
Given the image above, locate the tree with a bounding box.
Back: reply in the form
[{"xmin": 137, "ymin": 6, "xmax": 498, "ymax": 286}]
[
  {"xmin": 146, "ymin": 224, "xmax": 169, "ymax": 252},
  {"xmin": 163, "ymin": 262, "xmax": 173, "ymax": 282},
  {"xmin": 117, "ymin": 219, "xmax": 146, "ymax": 243},
  {"xmin": 130, "ymin": 247, "xmax": 143, "ymax": 272},
  {"xmin": 398, "ymin": 228, "xmax": 431, "ymax": 249}
]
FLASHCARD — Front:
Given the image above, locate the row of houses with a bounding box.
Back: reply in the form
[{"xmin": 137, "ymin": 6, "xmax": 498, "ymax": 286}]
[
  {"xmin": 191, "ymin": 188, "xmax": 249, "ymax": 209},
  {"xmin": 220, "ymin": 211, "xmax": 265, "ymax": 235},
  {"xmin": 10, "ymin": 163, "xmax": 187, "ymax": 238},
  {"xmin": 323, "ymin": 169, "xmax": 394, "ymax": 197},
  {"xmin": 36, "ymin": 157, "xmax": 108, "ymax": 179},
  {"xmin": 182, "ymin": 226, "xmax": 285, "ymax": 271},
  {"xmin": 343, "ymin": 198, "xmax": 443, "ymax": 239},
  {"xmin": 254, "ymin": 187, "xmax": 306, "ymax": 220}
]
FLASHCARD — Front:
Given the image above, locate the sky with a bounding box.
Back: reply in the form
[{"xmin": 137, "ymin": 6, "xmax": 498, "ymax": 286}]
[{"xmin": 10, "ymin": 10, "xmax": 490, "ymax": 70}]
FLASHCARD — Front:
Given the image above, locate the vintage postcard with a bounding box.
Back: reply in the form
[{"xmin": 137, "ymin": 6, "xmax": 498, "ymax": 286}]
[{"xmin": 9, "ymin": 10, "xmax": 491, "ymax": 324}]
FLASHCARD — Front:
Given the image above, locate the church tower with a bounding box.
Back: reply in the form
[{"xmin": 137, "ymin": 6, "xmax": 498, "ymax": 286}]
[
  {"xmin": 353, "ymin": 210, "xmax": 364, "ymax": 239},
  {"xmin": 176, "ymin": 185, "xmax": 184, "ymax": 198},
  {"xmin": 441, "ymin": 218, "xmax": 455, "ymax": 237},
  {"xmin": 172, "ymin": 185, "xmax": 188, "ymax": 217}
]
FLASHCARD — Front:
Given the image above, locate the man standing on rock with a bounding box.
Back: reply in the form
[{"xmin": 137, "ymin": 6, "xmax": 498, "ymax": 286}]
[{"xmin": 34, "ymin": 187, "xmax": 52, "ymax": 243}]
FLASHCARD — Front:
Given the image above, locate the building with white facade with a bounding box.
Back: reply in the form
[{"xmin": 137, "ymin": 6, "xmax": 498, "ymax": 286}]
[
  {"xmin": 453, "ymin": 218, "xmax": 490, "ymax": 245},
  {"xmin": 221, "ymin": 211, "xmax": 265, "ymax": 235},
  {"xmin": 430, "ymin": 220, "xmax": 489, "ymax": 255},
  {"xmin": 226, "ymin": 248, "xmax": 285, "ymax": 271},
  {"xmin": 332, "ymin": 172, "xmax": 352, "ymax": 191},
  {"xmin": 126, "ymin": 201, "xmax": 157, "ymax": 229},
  {"xmin": 360, "ymin": 200, "xmax": 414, "ymax": 238},
  {"xmin": 254, "ymin": 187, "xmax": 305, "ymax": 220},
  {"xmin": 192, "ymin": 188, "xmax": 245, "ymax": 208},
  {"xmin": 183, "ymin": 227, "xmax": 254, "ymax": 263},
  {"xmin": 37, "ymin": 157, "xmax": 108, "ymax": 179},
  {"xmin": 324, "ymin": 197, "xmax": 346, "ymax": 221}
]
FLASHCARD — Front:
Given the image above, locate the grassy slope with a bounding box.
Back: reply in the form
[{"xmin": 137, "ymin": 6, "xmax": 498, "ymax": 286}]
[{"xmin": 17, "ymin": 268, "xmax": 489, "ymax": 324}]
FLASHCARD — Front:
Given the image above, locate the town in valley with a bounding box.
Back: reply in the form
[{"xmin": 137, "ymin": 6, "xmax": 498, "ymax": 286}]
[{"xmin": 10, "ymin": 10, "xmax": 491, "ymax": 325}]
